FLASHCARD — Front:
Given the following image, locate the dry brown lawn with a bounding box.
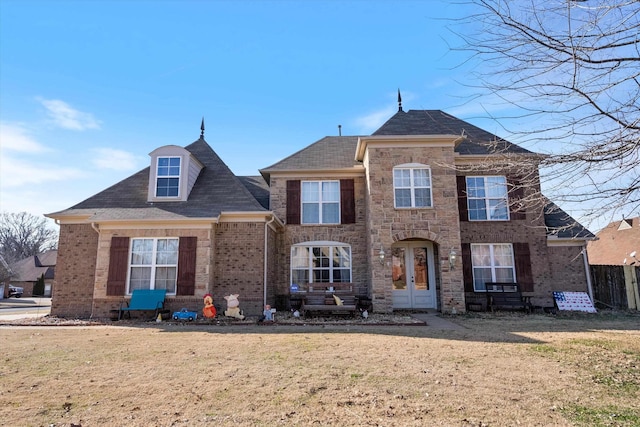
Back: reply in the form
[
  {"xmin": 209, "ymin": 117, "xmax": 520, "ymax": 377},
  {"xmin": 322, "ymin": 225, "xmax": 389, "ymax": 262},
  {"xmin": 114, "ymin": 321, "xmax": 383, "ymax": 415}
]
[{"xmin": 1, "ymin": 312, "xmax": 639, "ymax": 427}]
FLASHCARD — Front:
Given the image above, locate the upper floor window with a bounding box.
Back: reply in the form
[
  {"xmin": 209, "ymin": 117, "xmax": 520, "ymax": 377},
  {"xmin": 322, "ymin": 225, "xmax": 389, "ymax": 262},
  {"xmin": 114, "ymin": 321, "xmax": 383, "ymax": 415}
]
[
  {"xmin": 393, "ymin": 166, "xmax": 432, "ymax": 208},
  {"xmin": 466, "ymin": 176, "xmax": 509, "ymax": 221},
  {"xmin": 128, "ymin": 238, "xmax": 179, "ymax": 295},
  {"xmin": 156, "ymin": 157, "xmax": 181, "ymax": 197},
  {"xmin": 291, "ymin": 242, "xmax": 351, "ymax": 287},
  {"xmin": 471, "ymin": 243, "xmax": 515, "ymax": 291},
  {"xmin": 302, "ymin": 181, "xmax": 340, "ymax": 224}
]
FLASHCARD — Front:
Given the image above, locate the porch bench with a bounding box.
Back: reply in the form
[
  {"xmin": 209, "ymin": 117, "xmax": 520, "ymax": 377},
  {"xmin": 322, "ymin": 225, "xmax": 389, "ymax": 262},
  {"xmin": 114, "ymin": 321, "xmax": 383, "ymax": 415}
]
[
  {"xmin": 300, "ymin": 283, "xmax": 358, "ymax": 317},
  {"xmin": 118, "ymin": 289, "xmax": 167, "ymax": 320},
  {"xmin": 485, "ymin": 282, "xmax": 532, "ymax": 313}
]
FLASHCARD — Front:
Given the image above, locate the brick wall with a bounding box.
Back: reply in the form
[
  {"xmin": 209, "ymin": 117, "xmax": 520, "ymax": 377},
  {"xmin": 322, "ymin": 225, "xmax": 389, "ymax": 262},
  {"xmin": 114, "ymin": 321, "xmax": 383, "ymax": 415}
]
[
  {"xmin": 270, "ymin": 176, "xmax": 369, "ymax": 297},
  {"xmin": 51, "ymin": 224, "xmax": 98, "ymax": 318},
  {"xmin": 363, "ymin": 144, "xmax": 464, "ymax": 313}
]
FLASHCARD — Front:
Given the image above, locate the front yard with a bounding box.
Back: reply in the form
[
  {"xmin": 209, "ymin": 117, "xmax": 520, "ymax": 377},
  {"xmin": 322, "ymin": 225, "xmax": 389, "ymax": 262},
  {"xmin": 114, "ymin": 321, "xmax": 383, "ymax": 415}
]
[{"xmin": 0, "ymin": 311, "xmax": 638, "ymax": 426}]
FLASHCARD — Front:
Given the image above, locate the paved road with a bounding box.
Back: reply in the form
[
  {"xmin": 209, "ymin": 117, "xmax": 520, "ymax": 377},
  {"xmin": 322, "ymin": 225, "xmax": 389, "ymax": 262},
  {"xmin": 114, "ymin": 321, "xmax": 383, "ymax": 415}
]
[{"xmin": 0, "ymin": 297, "xmax": 51, "ymax": 320}]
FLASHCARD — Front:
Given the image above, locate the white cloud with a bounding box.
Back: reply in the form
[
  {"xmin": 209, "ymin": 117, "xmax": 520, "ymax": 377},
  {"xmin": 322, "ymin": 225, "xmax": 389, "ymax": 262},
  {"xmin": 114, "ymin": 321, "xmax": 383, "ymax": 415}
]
[
  {"xmin": 0, "ymin": 122, "xmax": 50, "ymax": 153},
  {"xmin": 38, "ymin": 98, "xmax": 101, "ymax": 131},
  {"xmin": 0, "ymin": 155, "xmax": 83, "ymax": 188},
  {"xmin": 353, "ymin": 106, "xmax": 397, "ymax": 134},
  {"xmin": 91, "ymin": 148, "xmax": 141, "ymax": 171}
]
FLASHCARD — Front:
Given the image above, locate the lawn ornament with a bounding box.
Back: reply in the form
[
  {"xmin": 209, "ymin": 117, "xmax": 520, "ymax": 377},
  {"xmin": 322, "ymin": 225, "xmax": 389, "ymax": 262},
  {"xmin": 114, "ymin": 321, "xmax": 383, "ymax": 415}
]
[
  {"xmin": 172, "ymin": 308, "xmax": 198, "ymax": 321},
  {"xmin": 223, "ymin": 294, "xmax": 245, "ymax": 320},
  {"xmin": 258, "ymin": 304, "xmax": 274, "ymax": 323},
  {"xmin": 203, "ymin": 293, "xmax": 217, "ymax": 318}
]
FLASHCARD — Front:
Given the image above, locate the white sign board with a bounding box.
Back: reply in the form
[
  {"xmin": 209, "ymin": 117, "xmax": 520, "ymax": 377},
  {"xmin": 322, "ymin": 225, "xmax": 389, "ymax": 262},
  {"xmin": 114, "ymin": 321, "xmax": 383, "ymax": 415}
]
[{"xmin": 553, "ymin": 291, "xmax": 597, "ymax": 313}]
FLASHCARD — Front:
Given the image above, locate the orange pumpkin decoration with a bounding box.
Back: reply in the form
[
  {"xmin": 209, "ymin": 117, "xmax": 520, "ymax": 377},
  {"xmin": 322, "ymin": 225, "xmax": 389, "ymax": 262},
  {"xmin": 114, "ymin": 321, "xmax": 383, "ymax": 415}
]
[{"xmin": 203, "ymin": 293, "xmax": 217, "ymax": 318}]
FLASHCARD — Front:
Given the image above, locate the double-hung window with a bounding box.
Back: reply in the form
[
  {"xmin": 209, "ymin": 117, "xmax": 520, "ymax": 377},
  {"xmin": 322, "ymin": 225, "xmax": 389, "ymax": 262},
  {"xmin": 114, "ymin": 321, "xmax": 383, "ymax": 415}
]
[
  {"xmin": 156, "ymin": 156, "xmax": 181, "ymax": 197},
  {"xmin": 470, "ymin": 243, "xmax": 515, "ymax": 291},
  {"xmin": 128, "ymin": 238, "xmax": 179, "ymax": 294},
  {"xmin": 466, "ymin": 176, "xmax": 508, "ymax": 220},
  {"xmin": 301, "ymin": 181, "xmax": 340, "ymax": 224},
  {"xmin": 393, "ymin": 166, "xmax": 432, "ymax": 208},
  {"xmin": 291, "ymin": 242, "xmax": 351, "ymax": 288}
]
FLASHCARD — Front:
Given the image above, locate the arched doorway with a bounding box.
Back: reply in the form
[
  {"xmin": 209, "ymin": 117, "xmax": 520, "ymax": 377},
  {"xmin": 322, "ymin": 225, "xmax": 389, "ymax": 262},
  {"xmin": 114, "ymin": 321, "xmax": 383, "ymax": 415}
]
[{"xmin": 391, "ymin": 240, "xmax": 437, "ymax": 309}]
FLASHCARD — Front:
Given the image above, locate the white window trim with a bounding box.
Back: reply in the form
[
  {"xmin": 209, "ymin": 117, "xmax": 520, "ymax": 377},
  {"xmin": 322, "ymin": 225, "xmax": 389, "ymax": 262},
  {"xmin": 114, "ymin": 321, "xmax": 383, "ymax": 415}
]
[
  {"xmin": 466, "ymin": 175, "xmax": 510, "ymax": 221},
  {"xmin": 301, "ymin": 180, "xmax": 341, "ymax": 224},
  {"xmin": 290, "ymin": 241, "xmax": 352, "ymax": 287},
  {"xmin": 155, "ymin": 156, "xmax": 182, "ymax": 198},
  {"xmin": 393, "ymin": 164, "xmax": 433, "ymax": 209},
  {"xmin": 127, "ymin": 237, "xmax": 179, "ymax": 295},
  {"xmin": 470, "ymin": 243, "xmax": 516, "ymax": 292}
]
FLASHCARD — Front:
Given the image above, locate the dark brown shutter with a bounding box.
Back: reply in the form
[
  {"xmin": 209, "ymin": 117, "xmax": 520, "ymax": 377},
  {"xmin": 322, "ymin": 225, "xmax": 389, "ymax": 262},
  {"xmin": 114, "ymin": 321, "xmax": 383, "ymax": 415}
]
[
  {"xmin": 177, "ymin": 237, "xmax": 197, "ymax": 296},
  {"xmin": 513, "ymin": 242, "xmax": 534, "ymax": 292},
  {"xmin": 508, "ymin": 175, "xmax": 526, "ymax": 220},
  {"xmin": 461, "ymin": 243, "xmax": 474, "ymax": 292},
  {"xmin": 107, "ymin": 236, "xmax": 129, "ymax": 296},
  {"xmin": 456, "ymin": 176, "xmax": 469, "ymax": 222},
  {"xmin": 340, "ymin": 179, "xmax": 355, "ymax": 224},
  {"xmin": 286, "ymin": 180, "xmax": 301, "ymax": 225}
]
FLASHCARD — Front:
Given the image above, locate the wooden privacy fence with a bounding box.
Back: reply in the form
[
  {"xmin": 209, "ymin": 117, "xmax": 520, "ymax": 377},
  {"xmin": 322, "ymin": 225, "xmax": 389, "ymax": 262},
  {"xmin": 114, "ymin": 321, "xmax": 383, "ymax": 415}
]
[{"xmin": 590, "ymin": 265, "xmax": 640, "ymax": 310}]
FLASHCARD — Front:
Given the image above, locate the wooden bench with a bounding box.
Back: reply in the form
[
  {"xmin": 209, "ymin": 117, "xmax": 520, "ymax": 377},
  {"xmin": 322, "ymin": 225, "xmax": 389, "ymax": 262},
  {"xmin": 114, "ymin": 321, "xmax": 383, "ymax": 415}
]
[
  {"xmin": 485, "ymin": 282, "xmax": 532, "ymax": 313},
  {"xmin": 300, "ymin": 283, "xmax": 358, "ymax": 317},
  {"xmin": 118, "ymin": 289, "xmax": 167, "ymax": 320}
]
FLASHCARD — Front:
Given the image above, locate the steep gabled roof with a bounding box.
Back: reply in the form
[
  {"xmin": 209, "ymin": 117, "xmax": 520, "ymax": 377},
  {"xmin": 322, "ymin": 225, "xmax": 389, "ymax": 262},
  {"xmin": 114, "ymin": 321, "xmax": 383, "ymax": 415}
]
[
  {"xmin": 544, "ymin": 200, "xmax": 595, "ymax": 240},
  {"xmin": 373, "ymin": 110, "xmax": 534, "ymax": 156},
  {"xmin": 260, "ymin": 136, "xmax": 362, "ymax": 178},
  {"xmin": 50, "ymin": 137, "xmax": 267, "ymax": 220}
]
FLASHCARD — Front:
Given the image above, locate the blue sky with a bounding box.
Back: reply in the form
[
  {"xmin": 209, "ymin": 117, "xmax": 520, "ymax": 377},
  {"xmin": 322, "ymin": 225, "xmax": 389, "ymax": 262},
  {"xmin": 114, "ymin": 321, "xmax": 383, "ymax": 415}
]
[{"xmin": 0, "ymin": 0, "xmax": 618, "ymax": 232}]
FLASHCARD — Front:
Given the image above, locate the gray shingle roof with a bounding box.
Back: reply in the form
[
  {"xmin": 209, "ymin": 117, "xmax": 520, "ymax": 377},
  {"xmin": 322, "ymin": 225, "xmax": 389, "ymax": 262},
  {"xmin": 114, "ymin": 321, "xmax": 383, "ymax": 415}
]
[
  {"xmin": 261, "ymin": 110, "xmax": 535, "ymax": 177},
  {"xmin": 260, "ymin": 136, "xmax": 362, "ymax": 175},
  {"xmin": 544, "ymin": 200, "xmax": 595, "ymax": 239},
  {"xmin": 374, "ymin": 110, "xmax": 534, "ymax": 155},
  {"xmin": 50, "ymin": 137, "xmax": 267, "ymax": 220}
]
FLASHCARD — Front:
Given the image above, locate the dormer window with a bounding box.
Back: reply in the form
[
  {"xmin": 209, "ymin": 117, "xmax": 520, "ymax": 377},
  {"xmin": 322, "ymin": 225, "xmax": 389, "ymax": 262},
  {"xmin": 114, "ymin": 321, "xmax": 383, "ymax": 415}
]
[
  {"xmin": 156, "ymin": 157, "xmax": 181, "ymax": 197},
  {"xmin": 147, "ymin": 145, "xmax": 203, "ymax": 203}
]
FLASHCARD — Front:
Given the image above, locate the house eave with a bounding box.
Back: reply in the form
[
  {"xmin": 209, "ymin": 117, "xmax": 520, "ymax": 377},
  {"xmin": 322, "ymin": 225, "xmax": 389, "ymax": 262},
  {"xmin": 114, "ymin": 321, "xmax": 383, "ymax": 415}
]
[
  {"xmin": 263, "ymin": 166, "xmax": 365, "ymax": 180},
  {"xmin": 546, "ymin": 236, "xmax": 594, "ymax": 246},
  {"xmin": 355, "ymin": 134, "xmax": 462, "ymax": 161}
]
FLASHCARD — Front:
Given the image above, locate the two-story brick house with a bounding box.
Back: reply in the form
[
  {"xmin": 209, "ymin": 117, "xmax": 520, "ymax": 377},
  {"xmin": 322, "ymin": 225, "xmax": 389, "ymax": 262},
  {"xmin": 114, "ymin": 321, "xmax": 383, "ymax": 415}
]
[{"xmin": 47, "ymin": 103, "xmax": 594, "ymax": 318}]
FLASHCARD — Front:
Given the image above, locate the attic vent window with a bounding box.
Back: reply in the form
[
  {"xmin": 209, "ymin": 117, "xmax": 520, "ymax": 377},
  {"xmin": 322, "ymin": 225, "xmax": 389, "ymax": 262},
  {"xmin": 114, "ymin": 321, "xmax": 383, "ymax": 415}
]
[{"xmin": 156, "ymin": 156, "xmax": 181, "ymax": 197}]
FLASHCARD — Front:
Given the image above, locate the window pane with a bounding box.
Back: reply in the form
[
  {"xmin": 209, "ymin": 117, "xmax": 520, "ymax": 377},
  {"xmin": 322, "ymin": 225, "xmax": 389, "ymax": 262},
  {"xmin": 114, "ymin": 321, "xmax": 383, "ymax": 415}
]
[
  {"xmin": 394, "ymin": 169, "xmax": 411, "ymax": 187},
  {"xmin": 414, "ymin": 188, "xmax": 431, "ymax": 207},
  {"xmin": 130, "ymin": 267, "xmax": 151, "ymax": 291},
  {"xmin": 466, "ymin": 177, "xmax": 485, "ymax": 198},
  {"xmin": 489, "ymin": 199, "xmax": 508, "ymax": 220},
  {"xmin": 313, "ymin": 270, "xmax": 330, "ymax": 282},
  {"xmin": 302, "ymin": 203, "xmax": 319, "ymax": 223},
  {"xmin": 413, "ymin": 169, "xmax": 430, "ymax": 187},
  {"xmin": 156, "ymin": 239, "xmax": 178, "ymax": 264},
  {"xmin": 473, "ymin": 268, "xmax": 492, "ymax": 291},
  {"xmin": 322, "ymin": 203, "xmax": 339, "ymax": 223},
  {"xmin": 156, "ymin": 178, "xmax": 179, "ymax": 197},
  {"xmin": 154, "ymin": 267, "xmax": 177, "ymax": 293},
  {"xmin": 131, "ymin": 239, "xmax": 153, "ymax": 265},
  {"xmin": 468, "ymin": 199, "xmax": 487, "ymax": 220},
  {"xmin": 471, "ymin": 245, "xmax": 491, "ymax": 266},
  {"xmin": 333, "ymin": 269, "xmax": 351, "ymax": 282},
  {"xmin": 291, "ymin": 246, "xmax": 309, "ymax": 268},
  {"xmin": 333, "ymin": 246, "xmax": 351, "ymax": 268},
  {"xmin": 395, "ymin": 189, "xmax": 411, "ymax": 207},
  {"xmin": 495, "ymin": 268, "xmax": 515, "ymax": 283},
  {"xmin": 302, "ymin": 182, "xmax": 319, "ymax": 202},
  {"xmin": 322, "ymin": 181, "xmax": 339, "ymax": 202},
  {"xmin": 486, "ymin": 176, "xmax": 507, "ymax": 198},
  {"xmin": 291, "ymin": 269, "xmax": 309, "ymax": 286}
]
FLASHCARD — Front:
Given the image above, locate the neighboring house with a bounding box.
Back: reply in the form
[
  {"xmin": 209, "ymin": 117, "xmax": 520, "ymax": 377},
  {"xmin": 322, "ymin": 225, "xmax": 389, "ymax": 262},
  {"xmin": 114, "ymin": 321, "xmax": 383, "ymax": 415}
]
[
  {"xmin": 7, "ymin": 250, "xmax": 57, "ymax": 297},
  {"xmin": 47, "ymin": 102, "xmax": 594, "ymax": 318},
  {"xmin": 587, "ymin": 217, "xmax": 640, "ymax": 265}
]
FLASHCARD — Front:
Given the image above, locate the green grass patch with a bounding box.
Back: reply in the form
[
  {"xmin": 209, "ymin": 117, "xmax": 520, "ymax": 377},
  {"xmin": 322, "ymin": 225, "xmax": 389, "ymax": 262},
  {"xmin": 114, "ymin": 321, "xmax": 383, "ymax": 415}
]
[{"xmin": 560, "ymin": 404, "xmax": 640, "ymax": 426}]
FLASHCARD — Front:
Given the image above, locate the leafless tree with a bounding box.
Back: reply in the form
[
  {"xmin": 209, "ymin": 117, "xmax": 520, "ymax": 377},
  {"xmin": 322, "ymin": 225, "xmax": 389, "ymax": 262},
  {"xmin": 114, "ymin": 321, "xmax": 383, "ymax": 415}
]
[
  {"xmin": 0, "ymin": 212, "xmax": 58, "ymax": 264},
  {"xmin": 452, "ymin": 0, "xmax": 640, "ymax": 227}
]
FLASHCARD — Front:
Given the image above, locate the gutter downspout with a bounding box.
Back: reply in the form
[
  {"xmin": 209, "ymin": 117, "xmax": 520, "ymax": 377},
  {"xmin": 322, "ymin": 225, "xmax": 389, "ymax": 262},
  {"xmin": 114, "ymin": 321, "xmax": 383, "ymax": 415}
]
[
  {"xmin": 581, "ymin": 243, "xmax": 594, "ymax": 303},
  {"xmin": 90, "ymin": 223, "xmax": 101, "ymax": 319},
  {"xmin": 263, "ymin": 215, "xmax": 276, "ymax": 308}
]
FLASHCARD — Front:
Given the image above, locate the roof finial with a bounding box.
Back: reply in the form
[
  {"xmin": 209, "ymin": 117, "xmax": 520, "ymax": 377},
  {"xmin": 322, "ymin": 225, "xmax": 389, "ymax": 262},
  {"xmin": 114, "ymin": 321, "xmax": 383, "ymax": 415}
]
[
  {"xmin": 200, "ymin": 117, "xmax": 205, "ymax": 137},
  {"xmin": 397, "ymin": 89, "xmax": 403, "ymax": 112}
]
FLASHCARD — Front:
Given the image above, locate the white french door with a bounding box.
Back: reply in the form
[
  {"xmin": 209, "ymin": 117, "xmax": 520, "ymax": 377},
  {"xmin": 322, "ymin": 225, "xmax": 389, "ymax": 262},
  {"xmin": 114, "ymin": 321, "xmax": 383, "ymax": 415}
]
[{"xmin": 391, "ymin": 241, "xmax": 437, "ymax": 309}]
